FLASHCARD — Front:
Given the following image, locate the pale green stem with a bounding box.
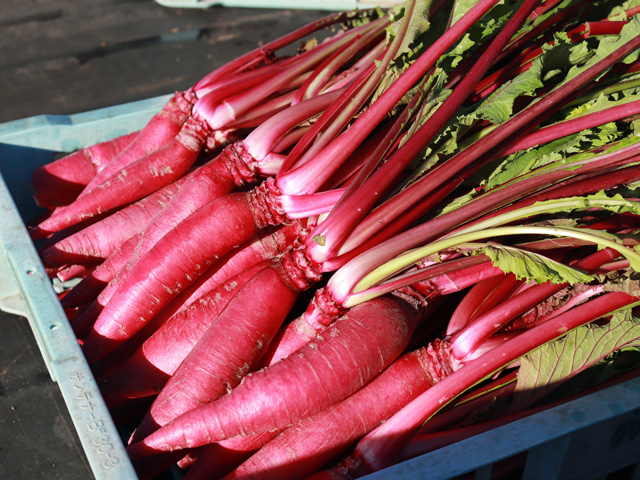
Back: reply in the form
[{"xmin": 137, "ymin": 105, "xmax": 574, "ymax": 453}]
[{"xmin": 351, "ymin": 224, "xmax": 640, "ymax": 300}]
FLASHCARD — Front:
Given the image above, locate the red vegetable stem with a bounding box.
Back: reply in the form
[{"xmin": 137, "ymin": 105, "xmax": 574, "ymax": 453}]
[
  {"xmin": 500, "ymin": 97, "xmax": 640, "ymax": 156},
  {"xmin": 201, "ymin": 17, "xmax": 390, "ymax": 130},
  {"xmin": 275, "ymin": 0, "xmax": 505, "ymax": 197},
  {"xmin": 446, "ymin": 273, "xmax": 521, "ymax": 336},
  {"xmin": 277, "ymin": 0, "xmax": 416, "ymax": 179},
  {"xmin": 305, "ymin": 0, "xmax": 540, "ymax": 267},
  {"xmin": 326, "ymin": 30, "xmax": 640, "ymax": 303},
  {"xmin": 449, "ymin": 246, "xmax": 620, "ymax": 362}
]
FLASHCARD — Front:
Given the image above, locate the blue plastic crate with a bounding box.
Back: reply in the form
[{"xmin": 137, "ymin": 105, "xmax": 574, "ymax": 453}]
[{"xmin": 1, "ymin": 96, "xmax": 639, "ymax": 480}]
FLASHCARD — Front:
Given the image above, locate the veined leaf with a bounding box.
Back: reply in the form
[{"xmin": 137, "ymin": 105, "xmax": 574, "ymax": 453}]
[
  {"xmin": 467, "ymin": 31, "xmax": 594, "ymax": 126},
  {"xmin": 449, "ymin": 0, "xmax": 485, "ymax": 27},
  {"xmin": 512, "ymin": 307, "xmax": 640, "ymax": 410},
  {"xmin": 483, "ymin": 131, "xmax": 588, "ymax": 190},
  {"xmin": 562, "ymin": 15, "xmax": 640, "ymax": 86},
  {"xmin": 466, "ymin": 242, "xmax": 594, "ymax": 285},
  {"xmin": 608, "ymin": 0, "xmax": 640, "ymax": 20}
]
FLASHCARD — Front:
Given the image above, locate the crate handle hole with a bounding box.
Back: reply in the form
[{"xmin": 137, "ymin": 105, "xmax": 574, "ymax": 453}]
[
  {"xmin": 50, "ymin": 323, "xmax": 61, "ymax": 331},
  {"xmin": 26, "ymin": 269, "xmax": 35, "ymax": 275}
]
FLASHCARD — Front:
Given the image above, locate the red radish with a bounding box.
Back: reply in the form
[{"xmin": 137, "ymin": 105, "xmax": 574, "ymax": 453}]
[
  {"xmin": 56, "ymin": 264, "xmax": 93, "ymax": 283},
  {"xmin": 97, "ymin": 259, "xmax": 281, "ymax": 402},
  {"xmin": 40, "ymin": 175, "xmax": 189, "ymax": 266},
  {"xmin": 60, "ymin": 208, "xmax": 300, "ymax": 314},
  {"xmin": 60, "ymin": 139, "xmax": 264, "ymax": 304},
  {"xmin": 80, "ymin": 185, "xmax": 285, "ymax": 363},
  {"xmin": 94, "ymin": 87, "xmax": 346, "ymax": 311},
  {"xmin": 33, "ymin": 114, "xmax": 211, "ymax": 237},
  {"xmin": 127, "ymin": 259, "xmax": 302, "ymax": 444},
  {"xmin": 86, "ymin": 91, "xmax": 198, "ymax": 193},
  {"xmin": 31, "ymin": 131, "xmax": 139, "ymax": 209},
  {"xmin": 68, "ymin": 219, "xmax": 303, "ymax": 344},
  {"xmin": 68, "ymin": 186, "xmax": 272, "ymax": 340},
  {"xmin": 183, "ymin": 432, "xmax": 279, "ymax": 480},
  {"xmin": 90, "ymin": 221, "xmax": 303, "ymax": 388},
  {"xmin": 126, "ymin": 294, "xmax": 423, "ymax": 457},
  {"xmin": 223, "ymin": 344, "xmax": 449, "ymax": 480}
]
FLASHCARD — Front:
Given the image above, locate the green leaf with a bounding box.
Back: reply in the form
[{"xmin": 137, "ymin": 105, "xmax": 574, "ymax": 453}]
[
  {"xmin": 469, "ymin": 31, "xmax": 595, "ymax": 125},
  {"xmin": 512, "ymin": 307, "xmax": 640, "ymax": 410},
  {"xmin": 466, "ymin": 243, "xmax": 594, "ymax": 285},
  {"xmin": 482, "ymin": 131, "xmax": 587, "ymax": 191},
  {"xmin": 562, "ymin": 15, "xmax": 640, "ymax": 86},
  {"xmin": 449, "ymin": 0, "xmax": 482, "ymax": 27},
  {"xmin": 607, "ymin": 0, "xmax": 640, "ymax": 20}
]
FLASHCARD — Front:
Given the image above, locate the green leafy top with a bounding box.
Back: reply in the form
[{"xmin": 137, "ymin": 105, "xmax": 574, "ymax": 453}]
[
  {"xmin": 512, "ymin": 306, "xmax": 640, "ymax": 410},
  {"xmin": 462, "ymin": 242, "xmax": 595, "ymax": 284}
]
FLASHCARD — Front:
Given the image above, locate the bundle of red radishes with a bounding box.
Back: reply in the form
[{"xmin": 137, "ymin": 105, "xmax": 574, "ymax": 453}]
[{"xmin": 30, "ymin": 0, "xmax": 640, "ymax": 478}]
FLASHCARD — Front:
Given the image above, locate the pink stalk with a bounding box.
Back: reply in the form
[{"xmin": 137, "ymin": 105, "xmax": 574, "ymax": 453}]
[
  {"xmin": 292, "ymin": 29, "xmax": 385, "ymax": 105},
  {"xmin": 332, "ymin": 80, "xmax": 637, "ymax": 266},
  {"xmin": 446, "ymin": 273, "xmax": 520, "ymax": 336},
  {"xmin": 275, "ymin": 2, "xmax": 411, "ymax": 177},
  {"xmin": 495, "ymin": 0, "xmax": 589, "ymax": 68},
  {"xmin": 192, "ymin": 10, "xmax": 368, "ymax": 94},
  {"xmin": 455, "ymin": 157, "xmax": 640, "ymax": 240},
  {"xmin": 330, "ymin": 151, "xmax": 640, "ymax": 309},
  {"xmin": 522, "ymin": 284, "xmax": 606, "ymax": 330},
  {"xmin": 276, "ymin": 0, "xmax": 505, "ymax": 198},
  {"xmin": 201, "ymin": 17, "xmax": 390, "ymax": 130},
  {"xmin": 500, "ymin": 97, "xmax": 640, "ymax": 156},
  {"xmin": 303, "ymin": 0, "xmax": 540, "ymax": 264}
]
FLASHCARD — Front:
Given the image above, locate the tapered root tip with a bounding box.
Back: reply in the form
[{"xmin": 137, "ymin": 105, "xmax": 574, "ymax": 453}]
[
  {"xmin": 126, "ymin": 440, "xmax": 159, "ymax": 459},
  {"xmin": 126, "ymin": 427, "xmax": 184, "ymax": 459}
]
